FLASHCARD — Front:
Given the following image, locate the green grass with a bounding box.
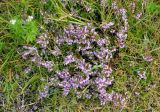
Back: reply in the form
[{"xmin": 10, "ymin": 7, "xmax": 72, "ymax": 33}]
[{"xmin": 0, "ymin": 0, "xmax": 160, "ymax": 111}]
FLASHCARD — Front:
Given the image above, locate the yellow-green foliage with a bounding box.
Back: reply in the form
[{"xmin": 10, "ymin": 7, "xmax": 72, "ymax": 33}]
[{"xmin": 9, "ymin": 17, "xmax": 38, "ymax": 43}]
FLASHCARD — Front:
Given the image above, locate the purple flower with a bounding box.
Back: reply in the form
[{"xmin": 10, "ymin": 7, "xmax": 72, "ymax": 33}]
[
  {"xmin": 76, "ymin": 59, "xmax": 92, "ymax": 75},
  {"xmin": 76, "ymin": 91, "xmax": 82, "ymax": 99},
  {"xmin": 55, "ymin": 35, "xmax": 65, "ymax": 45},
  {"xmin": 116, "ymin": 31, "xmax": 127, "ymax": 39},
  {"xmin": 69, "ymin": 77, "xmax": 79, "ymax": 89},
  {"xmin": 78, "ymin": 75, "xmax": 90, "ymax": 88},
  {"xmin": 143, "ymin": 55, "xmax": 153, "ymax": 62},
  {"xmin": 59, "ymin": 79, "xmax": 71, "ymax": 96},
  {"xmin": 23, "ymin": 67, "xmax": 32, "ymax": 74},
  {"xmin": 50, "ymin": 46, "xmax": 61, "ymax": 56},
  {"xmin": 21, "ymin": 46, "xmax": 39, "ymax": 60},
  {"xmin": 102, "ymin": 64, "xmax": 113, "ymax": 77},
  {"xmin": 95, "ymin": 77, "xmax": 112, "ymax": 90},
  {"xmin": 64, "ymin": 36, "xmax": 74, "ymax": 45},
  {"xmin": 64, "ymin": 55, "xmax": 76, "ymax": 65},
  {"xmin": 112, "ymin": 2, "xmax": 118, "ymax": 10},
  {"xmin": 39, "ymin": 61, "xmax": 53, "ymax": 72},
  {"xmin": 112, "ymin": 93, "xmax": 126, "ymax": 106},
  {"xmin": 137, "ymin": 70, "xmax": 146, "ymax": 79},
  {"xmin": 112, "ymin": 2, "xmax": 128, "ymax": 49},
  {"xmin": 56, "ymin": 69, "xmax": 71, "ymax": 79},
  {"xmin": 95, "ymin": 47, "xmax": 111, "ymax": 61},
  {"xmin": 98, "ymin": 88, "xmax": 113, "ymax": 105},
  {"xmin": 136, "ymin": 12, "xmax": 142, "ymax": 19},
  {"xmin": 95, "ymin": 51, "xmax": 106, "ymax": 59},
  {"xmin": 39, "ymin": 85, "xmax": 49, "ymax": 98},
  {"xmin": 36, "ymin": 33, "xmax": 49, "ymax": 48},
  {"xmin": 117, "ymin": 39, "xmax": 126, "ymax": 48},
  {"xmin": 131, "ymin": 2, "xmax": 136, "ymax": 13},
  {"xmin": 85, "ymin": 93, "xmax": 92, "ymax": 99},
  {"xmin": 97, "ymin": 38, "xmax": 108, "ymax": 46},
  {"xmin": 102, "ymin": 22, "xmax": 114, "ymax": 31},
  {"xmin": 85, "ymin": 6, "xmax": 92, "ymax": 12}
]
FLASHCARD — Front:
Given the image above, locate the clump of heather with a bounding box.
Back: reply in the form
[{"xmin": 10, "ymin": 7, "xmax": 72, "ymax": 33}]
[
  {"xmin": 52, "ymin": 19, "xmax": 127, "ymax": 104},
  {"xmin": 19, "ymin": 1, "xmax": 131, "ymax": 105},
  {"xmin": 112, "ymin": 2, "xmax": 129, "ymax": 48},
  {"xmin": 21, "ymin": 45, "xmax": 53, "ymax": 72}
]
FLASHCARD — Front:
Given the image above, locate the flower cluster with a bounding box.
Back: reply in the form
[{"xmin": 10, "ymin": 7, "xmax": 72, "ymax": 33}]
[
  {"xmin": 21, "ymin": 46, "xmax": 53, "ymax": 71},
  {"xmin": 50, "ymin": 46, "xmax": 62, "ymax": 56},
  {"xmin": 36, "ymin": 33, "xmax": 49, "ymax": 49},
  {"xmin": 39, "ymin": 85, "xmax": 49, "ymax": 98},
  {"xmin": 137, "ymin": 70, "xmax": 146, "ymax": 79},
  {"xmin": 64, "ymin": 55, "xmax": 76, "ymax": 65},
  {"xmin": 52, "ymin": 22, "xmax": 127, "ymax": 105},
  {"xmin": 143, "ymin": 55, "xmax": 153, "ymax": 62},
  {"xmin": 112, "ymin": 2, "xmax": 129, "ymax": 48},
  {"xmin": 136, "ymin": 12, "xmax": 143, "ymax": 19},
  {"xmin": 19, "ymin": 1, "xmax": 130, "ymax": 105},
  {"xmin": 23, "ymin": 67, "xmax": 32, "ymax": 74},
  {"xmin": 131, "ymin": 2, "xmax": 136, "ymax": 13},
  {"xmin": 130, "ymin": 1, "xmax": 144, "ymax": 20},
  {"xmin": 102, "ymin": 22, "xmax": 114, "ymax": 31}
]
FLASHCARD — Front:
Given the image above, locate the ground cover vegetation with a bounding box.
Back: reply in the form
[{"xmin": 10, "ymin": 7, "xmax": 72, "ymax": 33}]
[{"xmin": 0, "ymin": 0, "xmax": 160, "ymax": 111}]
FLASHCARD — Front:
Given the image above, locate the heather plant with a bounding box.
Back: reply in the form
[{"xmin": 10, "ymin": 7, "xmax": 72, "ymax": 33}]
[{"xmin": 18, "ymin": 1, "xmax": 140, "ymax": 106}]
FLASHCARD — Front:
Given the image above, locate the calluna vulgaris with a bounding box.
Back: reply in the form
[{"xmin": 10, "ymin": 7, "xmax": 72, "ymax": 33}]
[{"xmin": 19, "ymin": 1, "xmax": 143, "ymax": 105}]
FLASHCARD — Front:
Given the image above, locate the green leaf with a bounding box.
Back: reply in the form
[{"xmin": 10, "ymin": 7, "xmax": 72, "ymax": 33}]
[
  {"xmin": 147, "ymin": 3, "xmax": 159, "ymax": 13},
  {"xmin": 92, "ymin": 64, "xmax": 102, "ymax": 70},
  {"xmin": 0, "ymin": 41, "xmax": 5, "ymax": 51}
]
